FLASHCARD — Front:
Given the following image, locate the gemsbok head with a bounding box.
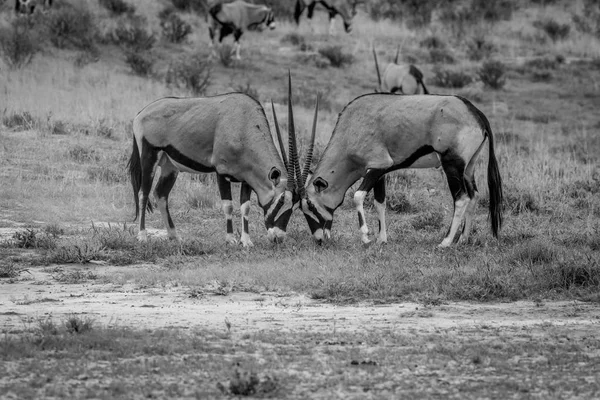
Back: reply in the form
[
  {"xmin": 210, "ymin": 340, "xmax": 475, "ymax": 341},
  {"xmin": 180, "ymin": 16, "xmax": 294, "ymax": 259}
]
[
  {"xmin": 298, "ymin": 93, "xmax": 503, "ymax": 247},
  {"xmin": 127, "ymin": 74, "xmax": 316, "ymax": 247},
  {"xmin": 372, "ymin": 45, "xmax": 429, "ymax": 95}
]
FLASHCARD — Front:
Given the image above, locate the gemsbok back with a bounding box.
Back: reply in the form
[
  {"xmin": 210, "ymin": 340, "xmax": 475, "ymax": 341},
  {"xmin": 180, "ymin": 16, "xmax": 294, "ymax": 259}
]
[
  {"xmin": 373, "ymin": 45, "xmax": 429, "ymax": 95},
  {"xmin": 299, "ymin": 93, "xmax": 503, "ymax": 247},
  {"xmin": 127, "ymin": 85, "xmax": 313, "ymax": 247}
]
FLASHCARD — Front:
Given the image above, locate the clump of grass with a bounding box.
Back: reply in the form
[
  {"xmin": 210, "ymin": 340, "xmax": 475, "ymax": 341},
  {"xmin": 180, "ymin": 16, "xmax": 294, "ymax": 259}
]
[
  {"xmin": 420, "ymin": 34, "xmax": 446, "ymax": 50},
  {"xmin": 64, "ymin": 315, "xmax": 95, "ymax": 334},
  {"xmin": 479, "ymin": 60, "xmax": 506, "ymax": 89},
  {"xmin": 232, "ymin": 80, "xmax": 260, "ymax": 101},
  {"xmin": 318, "ymin": 45, "xmax": 353, "ymax": 68},
  {"xmin": 99, "ymin": 0, "xmax": 135, "ymax": 16},
  {"xmin": 466, "ymin": 34, "xmax": 496, "ymax": 61},
  {"xmin": 86, "ymin": 164, "xmax": 126, "ymax": 183},
  {"xmin": 12, "ymin": 229, "xmax": 58, "ymax": 250},
  {"xmin": 534, "ymin": 19, "xmax": 570, "ymax": 42},
  {"xmin": 46, "ymin": 241, "xmax": 105, "ymax": 265},
  {"xmin": 166, "ymin": 52, "xmax": 212, "ymax": 95},
  {"xmin": 509, "ymin": 239, "xmax": 557, "ymax": 266},
  {"xmin": 218, "ymin": 367, "xmax": 278, "ymax": 396},
  {"xmin": 281, "ymin": 32, "xmax": 305, "ymax": 47},
  {"xmin": 0, "ymin": 22, "xmax": 39, "ymax": 69},
  {"xmin": 432, "ymin": 67, "xmax": 473, "ymax": 88},
  {"xmin": 411, "ymin": 211, "xmax": 444, "ymax": 231},
  {"xmin": 53, "ymin": 269, "xmax": 99, "ymax": 283},
  {"xmin": 68, "ymin": 145, "xmax": 99, "ymax": 163},
  {"xmin": 387, "ymin": 192, "xmax": 412, "ymax": 213},
  {"xmin": 429, "ymin": 48, "xmax": 455, "ymax": 64},
  {"xmin": 112, "ymin": 17, "xmax": 156, "ymax": 51},
  {"xmin": 125, "ymin": 51, "xmax": 154, "ymax": 77},
  {"xmin": 2, "ymin": 111, "xmax": 36, "ymax": 131},
  {"xmin": 159, "ymin": 7, "xmax": 192, "ymax": 44},
  {"xmin": 217, "ymin": 44, "xmax": 234, "ymax": 67},
  {"xmin": 0, "ymin": 262, "xmax": 21, "ymax": 278}
]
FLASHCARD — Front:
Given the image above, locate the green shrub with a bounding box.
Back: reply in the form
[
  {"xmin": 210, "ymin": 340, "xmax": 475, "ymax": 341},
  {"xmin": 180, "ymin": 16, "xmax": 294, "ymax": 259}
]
[
  {"xmin": 432, "ymin": 67, "xmax": 473, "ymax": 88},
  {"xmin": 429, "ymin": 48, "xmax": 455, "ymax": 64},
  {"xmin": 466, "ymin": 35, "xmax": 495, "ymax": 61},
  {"xmin": 166, "ymin": 53, "xmax": 212, "ymax": 95},
  {"xmin": 46, "ymin": 3, "xmax": 97, "ymax": 52},
  {"xmin": 0, "ymin": 22, "xmax": 39, "ymax": 69},
  {"xmin": 98, "ymin": 0, "xmax": 135, "ymax": 16},
  {"xmin": 12, "ymin": 229, "xmax": 57, "ymax": 250},
  {"xmin": 318, "ymin": 45, "xmax": 353, "ymax": 68},
  {"xmin": 159, "ymin": 8, "xmax": 192, "ymax": 44},
  {"xmin": 479, "ymin": 60, "xmax": 506, "ymax": 89},
  {"xmin": 112, "ymin": 17, "xmax": 156, "ymax": 51}
]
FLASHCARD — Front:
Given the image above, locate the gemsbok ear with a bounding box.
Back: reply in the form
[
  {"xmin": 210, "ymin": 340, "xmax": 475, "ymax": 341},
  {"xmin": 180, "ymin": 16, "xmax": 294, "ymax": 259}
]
[
  {"xmin": 269, "ymin": 167, "xmax": 281, "ymax": 186},
  {"xmin": 313, "ymin": 177, "xmax": 328, "ymax": 193}
]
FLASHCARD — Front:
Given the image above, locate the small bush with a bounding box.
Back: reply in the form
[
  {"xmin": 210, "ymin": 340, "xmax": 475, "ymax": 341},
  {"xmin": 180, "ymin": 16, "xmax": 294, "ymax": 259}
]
[
  {"xmin": 126, "ymin": 51, "xmax": 154, "ymax": 76},
  {"xmin": 159, "ymin": 8, "xmax": 192, "ymax": 44},
  {"xmin": 166, "ymin": 53, "xmax": 212, "ymax": 95},
  {"xmin": 112, "ymin": 17, "xmax": 156, "ymax": 51},
  {"xmin": 2, "ymin": 111, "xmax": 36, "ymax": 130},
  {"xmin": 367, "ymin": 0, "xmax": 403, "ymax": 21},
  {"xmin": 281, "ymin": 32, "xmax": 306, "ymax": 47},
  {"xmin": 0, "ymin": 262, "xmax": 21, "ymax": 278},
  {"xmin": 429, "ymin": 48, "xmax": 455, "ymax": 64},
  {"xmin": 534, "ymin": 19, "xmax": 570, "ymax": 42},
  {"xmin": 466, "ymin": 35, "xmax": 495, "ymax": 61},
  {"xmin": 419, "ymin": 35, "xmax": 446, "ymax": 50},
  {"xmin": 170, "ymin": 0, "xmax": 208, "ymax": 14},
  {"xmin": 388, "ymin": 192, "xmax": 412, "ymax": 213},
  {"xmin": 64, "ymin": 315, "xmax": 94, "ymax": 334},
  {"xmin": 432, "ymin": 67, "xmax": 473, "ymax": 88},
  {"xmin": 12, "ymin": 229, "xmax": 57, "ymax": 250},
  {"xmin": 98, "ymin": 0, "xmax": 135, "ymax": 16},
  {"xmin": 470, "ymin": 0, "xmax": 515, "ymax": 23},
  {"xmin": 0, "ymin": 23, "xmax": 39, "ymax": 69},
  {"xmin": 318, "ymin": 45, "xmax": 353, "ymax": 68},
  {"xmin": 479, "ymin": 60, "xmax": 506, "ymax": 89},
  {"xmin": 68, "ymin": 146, "xmax": 99, "ymax": 163},
  {"xmin": 525, "ymin": 56, "xmax": 560, "ymax": 70},
  {"xmin": 217, "ymin": 44, "xmax": 234, "ymax": 67}
]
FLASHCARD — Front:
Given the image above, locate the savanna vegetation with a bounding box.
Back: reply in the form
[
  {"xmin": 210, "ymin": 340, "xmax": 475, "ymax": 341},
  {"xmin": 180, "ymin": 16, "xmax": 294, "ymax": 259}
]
[{"xmin": 1, "ymin": 0, "xmax": 600, "ymax": 397}]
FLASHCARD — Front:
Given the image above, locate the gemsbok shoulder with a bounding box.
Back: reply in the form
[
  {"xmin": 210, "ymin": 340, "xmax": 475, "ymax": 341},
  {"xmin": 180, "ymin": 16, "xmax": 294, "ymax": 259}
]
[
  {"xmin": 299, "ymin": 93, "xmax": 503, "ymax": 247},
  {"xmin": 127, "ymin": 84, "xmax": 313, "ymax": 247},
  {"xmin": 373, "ymin": 45, "xmax": 429, "ymax": 95}
]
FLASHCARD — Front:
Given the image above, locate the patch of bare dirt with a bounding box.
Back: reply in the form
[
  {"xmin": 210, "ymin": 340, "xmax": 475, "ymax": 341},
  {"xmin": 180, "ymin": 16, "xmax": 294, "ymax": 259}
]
[{"xmin": 2, "ymin": 265, "xmax": 599, "ymax": 336}]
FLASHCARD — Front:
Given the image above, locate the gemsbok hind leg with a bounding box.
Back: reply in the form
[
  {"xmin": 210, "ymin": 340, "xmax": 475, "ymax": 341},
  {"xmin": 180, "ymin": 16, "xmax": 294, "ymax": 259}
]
[
  {"xmin": 439, "ymin": 150, "xmax": 470, "ymax": 248},
  {"xmin": 240, "ymin": 182, "xmax": 253, "ymax": 247},
  {"xmin": 154, "ymin": 154, "xmax": 179, "ymax": 241},
  {"xmin": 373, "ymin": 177, "xmax": 387, "ymax": 244},
  {"xmin": 217, "ymin": 174, "xmax": 238, "ymax": 245},
  {"xmin": 138, "ymin": 142, "xmax": 159, "ymax": 242},
  {"xmin": 457, "ymin": 138, "xmax": 485, "ymax": 244},
  {"xmin": 354, "ymin": 169, "xmax": 386, "ymax": 245}
]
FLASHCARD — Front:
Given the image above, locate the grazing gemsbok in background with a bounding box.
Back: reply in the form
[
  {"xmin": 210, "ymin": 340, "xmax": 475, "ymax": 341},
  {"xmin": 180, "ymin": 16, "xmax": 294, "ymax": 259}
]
[
  {"xmin": 208, "ymin": 0, "xmax": 276, "ymax": 60},
  {"xmin": 14, "ymin": 0, "xmax": 52, "ymax": 14},
  {"xmin": 373, "ymin": 45, "xmax": 429, "ymax": 95},
  {"xmin": 127, "ymin": 83, "xmax": 312, "ymax": 246},
  {"xmin": 299, "ymin": 93, "xmax": 503, "ymax": 247},
  {"xmin": 294, "ymin": 0, "xmax": 361, "ymax": 35}
]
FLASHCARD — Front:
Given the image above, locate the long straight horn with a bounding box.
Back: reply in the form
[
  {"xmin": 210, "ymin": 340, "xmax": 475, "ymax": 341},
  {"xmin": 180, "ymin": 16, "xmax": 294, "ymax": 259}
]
[
  {"xmin": 287, "ymin": 71, "xmax": 302, "ymax": 194},
  {"xmin": 300, "ymin": 93, "xmax": 319, "ymax": 197},
  {"xmin": 372, "ymin": 45, "xmax": 382, "ymax": 90},
  {"xmin": 394, "ymin": 44, "xmax": 400, "ymax": 64},
  {"xmin": 271, "ymin": 100, "xmax": 289, "ymax": 171}
]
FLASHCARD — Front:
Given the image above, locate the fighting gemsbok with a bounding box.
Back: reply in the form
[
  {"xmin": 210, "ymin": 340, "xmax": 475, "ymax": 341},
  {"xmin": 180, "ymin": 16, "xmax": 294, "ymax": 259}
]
[
  {"xmin": 208, "ymin": 0, "xmax": 276, "ymax": 60},
  {"xmin": 127, "ymin": 80, "xmax": 315, "ymax": 246},
  {"xmin": 299, "ymin": 93, "xmax": 503, "ymax": 247},
  {"xmin": 373, "ymin": 45, "xmax": 429, "ymax": 95},
  {"xmin": 14, "ymin": 0, "xmax": 52, "ymax": 14},
  {"xmin": 294, "ymin": 0, "xmax": 362, "ymax": 35}
]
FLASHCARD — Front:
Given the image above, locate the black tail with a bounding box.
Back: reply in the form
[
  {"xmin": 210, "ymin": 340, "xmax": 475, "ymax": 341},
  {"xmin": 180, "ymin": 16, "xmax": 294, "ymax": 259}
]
[
  {"xmin": 409, "ymin": 64, "xmax": 429, "ymax": 94},
  {"xmin": 127, "ymin": 136, "xmax": 142, "ymax": 222},
  {"xmin": 294, "ymin": 0, "xmax": 306, "ymax": 24},
  {"xmin": 486, "ymin": 121, "xmax": 503, "ymax": 238}
]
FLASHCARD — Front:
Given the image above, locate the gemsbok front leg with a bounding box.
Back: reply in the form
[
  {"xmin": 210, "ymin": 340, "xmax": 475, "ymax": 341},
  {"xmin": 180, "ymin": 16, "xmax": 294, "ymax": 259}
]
[
  {"xmin": 240, "ymin": 182, "xmax": 253, "ymax": 247},
  {"xmin": 154, "ymin": 154, "xmax": 179, "ymax": 241},
  {"xmin": 217, "ymin": 174, "xmax": 238, "ymax": 246},
  {"xmin": 353, "ymin": 169, "xmax": 387, "ymax": 245}
]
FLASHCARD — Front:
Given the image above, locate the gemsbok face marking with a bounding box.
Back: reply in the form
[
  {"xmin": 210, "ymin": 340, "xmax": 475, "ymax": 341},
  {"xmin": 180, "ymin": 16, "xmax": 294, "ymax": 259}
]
[
  {"xmin": 294, "ymin": 0, "xmax": 362, "ymax": 35},
  {"xmin": 373, "ymin": 45, "xmax": 429, "ymax": 95},
  {"xmin": 14, "ymin": 0, "xmax": 52, "ymax": 14},
  {"xmin": 208, "ymin": 0, "xmax": 276, "ymax": 60},
  {"xmin": 127, "ymin": 88, "xmax": 304, "ymax": 247},
  {"xmin": 300, "ymin": 93, "xmax": 503, "ymax": 247}
]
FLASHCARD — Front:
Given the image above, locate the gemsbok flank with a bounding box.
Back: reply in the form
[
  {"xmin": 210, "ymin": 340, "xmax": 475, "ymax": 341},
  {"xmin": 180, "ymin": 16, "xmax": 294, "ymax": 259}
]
[
  {"xmin": 373, "ymin": 45, "xmax": 429, "ymax": 95},
  {"xmin": 208, "ymin": 0, "xmax": 276, "ymax": 60},
  {"xmin": 127, "ymin": 77, "xmax": 315, "ymax": 246},
  {"xmin": 294, "ymin": 0, "xmax": 362, "ymax": 35},
  {"xmin": 300, "ymin": 93, "xmax": 503, "ymax": 247}
]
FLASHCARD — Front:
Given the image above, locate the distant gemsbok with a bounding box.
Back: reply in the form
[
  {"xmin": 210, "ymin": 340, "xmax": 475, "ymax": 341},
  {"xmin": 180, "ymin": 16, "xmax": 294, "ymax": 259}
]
[
  {"xmin": 14, "ymin": 0, "xmax": 52, "ymax": 14},
  {"xmin": 373, "ymin": 45, "xmax": 429, "ymax": 95},
  {"xmin": 294, "ymin": 0, "xmax": 362, "ymax": 35},
  {"xmin": 128, "ymin": 78, "xmax": 316, "ymax": 246},
  {"xmin": 299, "ymin": 93, "xmax": 503, "ymax": 247}
]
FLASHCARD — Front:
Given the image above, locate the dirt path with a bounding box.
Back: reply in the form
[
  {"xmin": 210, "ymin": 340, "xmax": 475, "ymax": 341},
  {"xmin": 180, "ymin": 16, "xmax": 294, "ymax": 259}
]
[{"xmin": 2, "ymin": 265, "xmax": 599, "ymax": 337}]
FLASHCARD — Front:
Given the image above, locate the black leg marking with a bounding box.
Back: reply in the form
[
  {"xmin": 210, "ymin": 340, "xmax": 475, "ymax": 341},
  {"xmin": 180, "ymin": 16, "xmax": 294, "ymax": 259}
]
[
  {"xmin": 154, "ymin": 172, "xmax": 178, "ymax": 229},
  {"xmin": 139, "ymin": 139, "xmax": 159, "ymax": 233},
  {"xmin": 217, "ymin": 174, "xmax": 233, "ymax": 201},
  {"xmin": 441, "ymin": 150, "xmax": 467, "ymax": 202},
  {"xmin": 373, "ymin": 177, "xmax": 386, "ymax": 204},
  {"xmin": 357, "ymin": 211, "xmax": 364, "ymax": 228},
  {"xmin": 226, "ymin": 220, "xmax": 234, "ymax": 235}
]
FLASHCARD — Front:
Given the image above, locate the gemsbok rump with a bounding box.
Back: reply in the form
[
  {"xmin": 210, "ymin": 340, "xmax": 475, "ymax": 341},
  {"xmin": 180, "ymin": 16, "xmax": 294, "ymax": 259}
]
[
  {"xmin": 373, "ymin": 45, "xmax": 429, "ymax": 95},
  {"xmin": 127, "ymin": 85, "xmax": 313, "ymax": 246},
  {"xmin": 294, "ymin": 0, "xmax": 362, "ymax": 34},
  {"xmin": 299, "ymin": 93, "xmax": 503, "ymax": 247}
]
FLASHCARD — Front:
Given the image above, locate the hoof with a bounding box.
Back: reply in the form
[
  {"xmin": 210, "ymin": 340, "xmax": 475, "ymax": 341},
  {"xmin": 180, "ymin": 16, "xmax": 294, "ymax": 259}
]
[{"xmin": 241, "ymin": 238, "xmax": 254, "ymax": 248}]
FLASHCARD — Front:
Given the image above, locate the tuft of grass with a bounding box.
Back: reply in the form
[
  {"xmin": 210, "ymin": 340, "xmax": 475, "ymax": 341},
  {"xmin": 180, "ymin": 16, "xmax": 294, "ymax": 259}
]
[
  {"xmin": 429, "ymin": 48, "xmax": 455, "ymax": 64},
  {"xmin": 11, "ymin": 229, "xmax": 58, "ymax": 250},
  {"xmin": 125, "ymin": 51, "xmax": 154, "ymax": 77},
  {"xmin": 411, "ymin": 211, "xmax": 444, "ymax": 231},
  {"xmin": 217, "ymin": 367, "xmax": 278, "ymax": 396},
  {"xmin": 98, "ymin": 0, "xmax": 135, "ymax": 16},
  {"xmin": 0, "ymin": 262, "xmax": 22, "ymax": 278},
  {"xmin": 318, "ymin": 45, "xmax": 354, "ymax": 68},
  {"xmin": 534, "ymin": 19, "xmax": 571, "ymax": 42},
  {"xmin": 432, "ymin": 67, "xmax": 473, "ymax": 88},
  {"xmin": 53, "ymin": 269, "xmax": 99, "ymax": 283},
  {"xmin": 2, "ymin": 111, "xmax": 36, "ymax": 131},
  {"xmin": 64, "ymin": 315, "xmax": 95, "ymax": 334},
  {"xmin": 479, "ymin": 60, "xmax": 506, "ymax": 89},
  {"xmin": 159, "ymin": 7, "xmax": 193, "ymax": 44}
]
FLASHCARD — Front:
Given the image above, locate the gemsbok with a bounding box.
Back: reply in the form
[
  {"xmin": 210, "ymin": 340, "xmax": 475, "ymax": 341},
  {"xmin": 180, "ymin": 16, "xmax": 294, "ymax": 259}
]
[
  {"xmin": 127, "ymin": 79, "xmax": 315, "ymax": 246},
  {"xmin": 294, "ymin": 0, "xmax": 362, "ymax": 35},
  {"xmin": 208, "ymin": 0, "xmax": 276, "ymax": 60},
  {"xmin": 14, "ymin": 0, "xmax": 52, "ymax": 14},
  {"xmin": 299, "ymin": 93, "xmax": 503, "ymax": 247},
  {"xmin": 373, "ymin": 45, "xmax": 429, "ymax": 95}
]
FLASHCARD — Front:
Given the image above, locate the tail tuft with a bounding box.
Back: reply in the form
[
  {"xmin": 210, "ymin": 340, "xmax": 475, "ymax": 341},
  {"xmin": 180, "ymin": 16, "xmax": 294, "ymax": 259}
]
[{"xmin": 127, "ymin": 136, "xmax": 141, "ymax": 222}]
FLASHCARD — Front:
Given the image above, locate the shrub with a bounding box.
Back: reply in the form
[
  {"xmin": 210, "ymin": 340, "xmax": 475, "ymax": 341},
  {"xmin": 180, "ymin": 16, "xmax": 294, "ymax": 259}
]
[
  {"xmin": 438, "ymin": 7, "xmax": 474, "ymax": 39},
  {"xmin": 98, "ymin": 0, "xmax": 135, "ymax": 16},
  {"xmin": 533, "ymin": 19, "xmax": 570, "ymax": 42},
  {"xmin": 159, "ymin": 8, "xmax": 192, "ymax": 44},
  {"xmin": 318, "ymin": 45, "xmax": 353, "ymax": 68},
  {"xmin": 112, "ymin": 17, "xmax": 156, "ymax": 51},
  {"xmin": 170, "ymin": 0, "xmax": 208, "ymax": 15},
  {"xmin": 470, "ymin": 0, "xmax": 515, "ymax": 23},
  {"xmin": 432, "ymin": 67, "xmax": 473, "ymax": 88},
  {"xmin": 0, "ymin": 22, "xmax": 39, "ymax": 69},
  {"xmin": 46, "ymin": 3, "xmax": 97, "ymax": 52},
  {"xmin": 12, "ymin": 229, "xmax": 57, "ymax": 250},
  {"xmin": 166, "ymin": 53, "xmax": 212, "ymax": 95},
  {"xmin": 217, "ymin": 44, "xmax": 234, "ymax": 67},
  {"xmin": 419, "ymin": 35, "xmax": 446, "ymax": 50},
  {"xmin": 479, "ymin": 60, "xmax": 506, "ymax": 89},
  {"xmin": 2, "ymin": 111, "xmax": 36, "ymax": 130},
  {"xmin": 367, "ymin": 0, "xmax": 403, "ymax": 21},
  {"xmin": 525, "ymin": 56, "xmax": 560, "ymax": 70},
  {"xmin": 125, "ymin": 51, "xmax": 154, "ymax": 76},
  {"xmin": 281, "ymin": 32, "xmax": 306, "ymax": 47},
  {"xmin": 429, "ymin": 48, "xmax": 455, "ymax": 64},
  {"xmin": 466, "ymin": 35, "xmax": 495, "ymax": 61},
  {"xmin": 68, "ymin": 145, "xmax": 99, "ymax": 163}
]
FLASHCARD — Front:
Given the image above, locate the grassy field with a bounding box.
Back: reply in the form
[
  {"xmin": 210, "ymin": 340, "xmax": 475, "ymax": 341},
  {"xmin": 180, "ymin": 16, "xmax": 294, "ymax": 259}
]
[{"xmin": 1, "ymin": 0, "xmax": 600, "ymax": 397}]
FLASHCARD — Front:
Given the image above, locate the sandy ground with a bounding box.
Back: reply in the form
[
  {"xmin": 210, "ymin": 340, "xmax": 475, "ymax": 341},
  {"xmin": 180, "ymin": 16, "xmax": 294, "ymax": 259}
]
[{"xmin": 2, "ymin": 265, "xmax": 600, "ymax": 337}]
